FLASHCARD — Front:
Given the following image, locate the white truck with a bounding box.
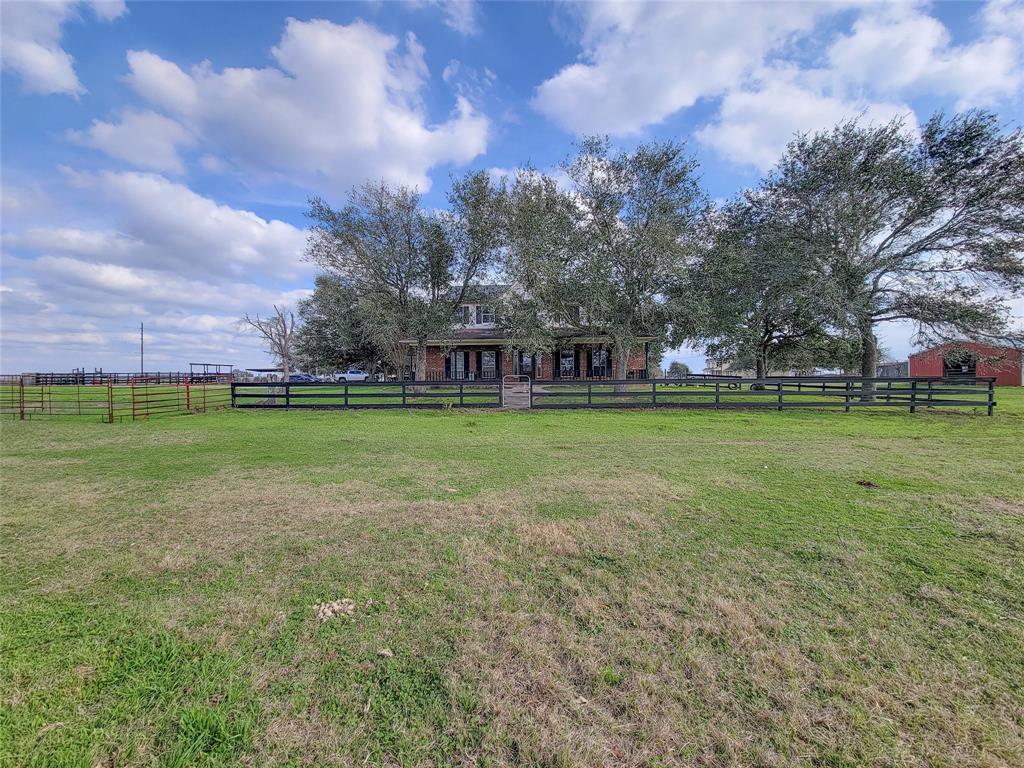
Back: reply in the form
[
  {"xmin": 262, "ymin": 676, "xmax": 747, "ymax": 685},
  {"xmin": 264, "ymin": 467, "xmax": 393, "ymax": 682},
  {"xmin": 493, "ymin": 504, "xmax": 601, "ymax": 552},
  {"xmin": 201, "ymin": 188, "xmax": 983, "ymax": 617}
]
[{"xmin": 333, "ymin": 368, "xmax": 370, "ymax": 382}]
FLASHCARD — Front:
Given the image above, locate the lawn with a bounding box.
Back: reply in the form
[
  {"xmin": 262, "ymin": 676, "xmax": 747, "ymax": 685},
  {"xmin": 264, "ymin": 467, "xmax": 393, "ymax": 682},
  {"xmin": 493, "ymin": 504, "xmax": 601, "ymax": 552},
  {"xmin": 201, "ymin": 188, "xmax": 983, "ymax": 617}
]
[{"xmin": 1, "ymin": 391, "xmax": 1022, "ymax": 767}]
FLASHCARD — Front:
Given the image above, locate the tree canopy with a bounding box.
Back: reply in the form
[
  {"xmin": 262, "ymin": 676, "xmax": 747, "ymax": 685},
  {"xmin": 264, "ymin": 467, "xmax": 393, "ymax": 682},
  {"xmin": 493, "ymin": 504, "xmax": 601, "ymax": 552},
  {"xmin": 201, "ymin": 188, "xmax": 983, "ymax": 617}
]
[{"xmin": 245, "ymin": 110, "xmax": 1022, "ymax": 381}]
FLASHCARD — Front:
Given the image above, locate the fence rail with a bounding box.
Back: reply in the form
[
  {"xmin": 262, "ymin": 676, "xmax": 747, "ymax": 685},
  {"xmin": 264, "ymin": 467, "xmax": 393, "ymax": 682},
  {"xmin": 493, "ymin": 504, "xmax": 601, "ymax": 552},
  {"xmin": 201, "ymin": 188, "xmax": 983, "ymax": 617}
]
[
  {"xmin": 10, "ymin": 371, "xmax": 232, "ymax": 386},
  {"xmin": 1, "ymin": 377, "xmax": 231, "ymax": 421},
  {"xmin": 230, "ymin": 376, "xmax": 996, "ymax": 414},
  {"xmin": 232, "ymin": 380, "xmax": 502, "ymax": 409}
]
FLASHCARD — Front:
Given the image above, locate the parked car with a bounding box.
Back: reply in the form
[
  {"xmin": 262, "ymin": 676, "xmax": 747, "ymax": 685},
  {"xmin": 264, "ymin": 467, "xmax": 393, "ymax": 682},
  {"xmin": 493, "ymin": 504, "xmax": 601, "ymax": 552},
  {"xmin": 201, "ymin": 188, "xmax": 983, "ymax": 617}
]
[
  {"xmin": 287, "ymin": 373, "xmax": 318, "ymax": 383},
  {"xmin": 334, "ymin": 368, "xmax": 370, "ymax": 382}
]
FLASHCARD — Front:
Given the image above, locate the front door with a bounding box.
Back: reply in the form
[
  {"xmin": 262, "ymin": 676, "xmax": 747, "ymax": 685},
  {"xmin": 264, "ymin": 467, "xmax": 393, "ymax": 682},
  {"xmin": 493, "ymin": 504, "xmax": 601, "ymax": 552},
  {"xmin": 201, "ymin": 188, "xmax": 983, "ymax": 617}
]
[
  {"xmin": 559, "ymin": 349, "xmax": 575, "ymax": 379},
  {"xmin": 449, "ymin": 350, "xmax": 466, "ymax": 379},
  {"xmin": 480, "ymin": 350, "xmax": 497, "ymax": 380}
]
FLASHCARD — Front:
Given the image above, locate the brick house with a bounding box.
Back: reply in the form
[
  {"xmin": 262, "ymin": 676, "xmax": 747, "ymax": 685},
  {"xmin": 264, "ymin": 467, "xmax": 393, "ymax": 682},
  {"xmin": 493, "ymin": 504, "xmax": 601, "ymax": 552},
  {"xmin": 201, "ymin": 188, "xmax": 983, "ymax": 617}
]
[{"xmin": 401, "ymin": 285, "xmax": 652, "ymax": 381}]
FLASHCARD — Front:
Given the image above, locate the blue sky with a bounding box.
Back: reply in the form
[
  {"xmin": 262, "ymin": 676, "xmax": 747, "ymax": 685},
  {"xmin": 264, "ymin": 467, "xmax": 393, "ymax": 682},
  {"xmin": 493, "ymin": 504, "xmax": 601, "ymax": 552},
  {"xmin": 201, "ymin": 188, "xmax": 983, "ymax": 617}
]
[{"xmin": 2, "ymin": 0, "xmax": 1022, "ymax": 374}]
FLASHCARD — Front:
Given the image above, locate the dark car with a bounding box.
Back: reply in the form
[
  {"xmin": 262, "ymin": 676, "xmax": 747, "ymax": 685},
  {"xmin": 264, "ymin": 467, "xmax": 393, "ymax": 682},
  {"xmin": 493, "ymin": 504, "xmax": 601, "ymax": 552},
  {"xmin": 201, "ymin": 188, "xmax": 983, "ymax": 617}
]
[{"xmin": 287, "ymin": 373, "xmax": 318, "ymax": 383}]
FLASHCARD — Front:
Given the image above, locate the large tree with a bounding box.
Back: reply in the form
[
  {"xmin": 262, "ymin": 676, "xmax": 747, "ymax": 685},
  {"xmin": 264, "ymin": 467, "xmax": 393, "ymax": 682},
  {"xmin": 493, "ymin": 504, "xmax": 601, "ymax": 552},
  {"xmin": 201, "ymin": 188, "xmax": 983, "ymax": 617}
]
[
  {"xmin": 764, "ymin": 111, "xmax": 1024, "ymax": 390},
  {"xmin": 305, "ymin": 173, "xmax": 504, "ymax": 379},
  {"xmin": 502, "ymin": 138, "xmax": 705, "ymax": 379},
  {"xmin": 687, "ymin": 198, "xmax": 843, "ymax": 378},
  {"xmin": 294, "ymin": 275, "xmax": 383, "ymax": 375}
]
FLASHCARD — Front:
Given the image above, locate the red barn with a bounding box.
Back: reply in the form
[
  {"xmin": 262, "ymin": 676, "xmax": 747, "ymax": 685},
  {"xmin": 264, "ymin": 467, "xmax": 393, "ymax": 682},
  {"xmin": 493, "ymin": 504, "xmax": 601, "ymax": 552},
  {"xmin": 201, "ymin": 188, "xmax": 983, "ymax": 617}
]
[{"xmin": 909, "ymin": 342, "xmax": 1023, "ymax": 386}]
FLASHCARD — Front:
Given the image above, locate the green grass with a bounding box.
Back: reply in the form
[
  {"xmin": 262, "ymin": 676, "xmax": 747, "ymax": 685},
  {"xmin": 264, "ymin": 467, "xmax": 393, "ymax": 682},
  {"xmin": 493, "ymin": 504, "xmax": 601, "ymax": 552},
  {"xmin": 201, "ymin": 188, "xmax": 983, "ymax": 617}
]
[{"xmin": 2, "ymin": 390, "xmax": 1022, "ymax": 766}]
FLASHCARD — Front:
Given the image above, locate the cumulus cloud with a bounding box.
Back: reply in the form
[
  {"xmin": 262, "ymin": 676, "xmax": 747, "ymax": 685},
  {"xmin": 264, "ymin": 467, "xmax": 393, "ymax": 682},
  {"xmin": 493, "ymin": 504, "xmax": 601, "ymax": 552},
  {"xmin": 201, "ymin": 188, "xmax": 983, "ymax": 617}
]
[
  {"xmin": 698, "ymin": 1, "xmax": 1022, "ymax": 169},
  {"xmin": 1, "ymin": 171, "xmax": 311, "ymax": 370},
  {"xmin": 0, "ymin": 0, "xmax": 126, "ymax": 96},
  {"xmin": 697, "ymin": 68, "xmax": 916, "ymax": 171},
  {"xmin": 48, "ymin": 169, "xmax": 309, "ymax": 280},
  {"xmin": 826, "ymin": 3, "xmax": 1023, "ymax": 108},
  {"xmin": 122, "ymin": 17, "xmax": 489, "ymax": 191},
  {"xmin": 67, "ymin": 110, "xmax": 195, "ymax": 173},
  {"xmin": 536, "ymin": 1, "xmax": 1023, "ymax": 172},
  {"xmin": 533, "ymin": 1, "xmax": 829, "ymax": 135}
]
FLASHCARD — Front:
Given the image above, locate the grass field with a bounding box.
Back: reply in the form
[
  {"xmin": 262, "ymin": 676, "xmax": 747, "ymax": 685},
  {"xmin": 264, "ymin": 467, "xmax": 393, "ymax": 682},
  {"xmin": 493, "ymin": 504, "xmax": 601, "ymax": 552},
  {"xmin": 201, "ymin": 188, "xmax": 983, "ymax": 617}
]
[{"xmin": 2, "ymin": 391, "xmax": 1022, "ymax": 766}]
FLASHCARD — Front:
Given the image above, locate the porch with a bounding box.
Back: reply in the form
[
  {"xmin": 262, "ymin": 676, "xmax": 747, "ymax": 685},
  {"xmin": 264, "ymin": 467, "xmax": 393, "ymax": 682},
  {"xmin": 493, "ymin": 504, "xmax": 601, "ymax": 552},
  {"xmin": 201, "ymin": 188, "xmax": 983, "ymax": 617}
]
[{"xmin": 412, "ymin": 343, "xmax": 649, "ymax": 381}]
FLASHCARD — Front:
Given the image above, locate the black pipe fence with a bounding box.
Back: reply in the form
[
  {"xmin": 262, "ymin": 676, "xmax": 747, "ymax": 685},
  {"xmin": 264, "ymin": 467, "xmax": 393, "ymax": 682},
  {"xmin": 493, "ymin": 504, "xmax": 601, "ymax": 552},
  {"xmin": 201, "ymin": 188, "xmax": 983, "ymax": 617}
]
[
  {"xmin": 232, "ymin": 380, "xmax": 502, "ymax": 409},
  {"xmin": 231, "ymin": 376, "xmax": 997, "ymax": 414}
]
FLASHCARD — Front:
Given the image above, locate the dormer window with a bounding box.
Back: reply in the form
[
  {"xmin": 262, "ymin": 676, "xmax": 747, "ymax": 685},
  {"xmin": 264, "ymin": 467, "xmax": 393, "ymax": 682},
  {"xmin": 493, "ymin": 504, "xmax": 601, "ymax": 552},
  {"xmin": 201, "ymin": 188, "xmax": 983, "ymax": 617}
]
[
  {"xmin": 476, "ymin": 305, "xmax": 496, "ymax": 324},
  {"xmin": 454, "ymin": 305, "xmax": 470, "ymax": 325}
]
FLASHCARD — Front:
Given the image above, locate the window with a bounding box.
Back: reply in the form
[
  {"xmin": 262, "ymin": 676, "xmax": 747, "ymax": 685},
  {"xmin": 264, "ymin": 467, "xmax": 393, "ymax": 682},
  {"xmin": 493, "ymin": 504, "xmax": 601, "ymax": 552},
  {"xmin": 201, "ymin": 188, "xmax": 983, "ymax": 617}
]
[
  {"xmin": 480, "ymin": 305, "xmax": 495, "ymax": 324},
  {"xmin": 559, "ymin": 349, "xmax": 575, "ymax": 378},
  {"xmin": 519, "ymin": 352, "xmax": 533, "ymax": 375},
  {"xmin": 481, "ymin": 351, "xmax": 496, "ymax": 379},
  {"xmin": 591, "ymin": 349, "xmax": 608, "ymax": 378},
  {"xmin": 453, "ymin": 305, "xmax": 470, "ymax": 325},
  {"xmin": 449, "ymin": 350, "xmax": 465, "ymax": 378}
]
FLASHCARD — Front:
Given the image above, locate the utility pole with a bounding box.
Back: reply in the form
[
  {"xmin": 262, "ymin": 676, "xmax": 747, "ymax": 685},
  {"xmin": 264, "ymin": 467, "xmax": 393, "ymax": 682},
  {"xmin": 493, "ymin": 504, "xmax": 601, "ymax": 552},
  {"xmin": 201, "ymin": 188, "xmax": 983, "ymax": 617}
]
[{"xmin": 140, "ymin": 321, "xmax": 144, "ymax": 376}]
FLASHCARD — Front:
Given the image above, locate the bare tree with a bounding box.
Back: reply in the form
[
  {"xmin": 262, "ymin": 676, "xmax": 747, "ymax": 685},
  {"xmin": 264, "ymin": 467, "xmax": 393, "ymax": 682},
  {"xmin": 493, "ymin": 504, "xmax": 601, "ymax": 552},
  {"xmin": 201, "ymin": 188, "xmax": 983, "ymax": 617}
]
[{"xmin": 242, "ymin": 305, "xmax": 298, "ymax": 380}]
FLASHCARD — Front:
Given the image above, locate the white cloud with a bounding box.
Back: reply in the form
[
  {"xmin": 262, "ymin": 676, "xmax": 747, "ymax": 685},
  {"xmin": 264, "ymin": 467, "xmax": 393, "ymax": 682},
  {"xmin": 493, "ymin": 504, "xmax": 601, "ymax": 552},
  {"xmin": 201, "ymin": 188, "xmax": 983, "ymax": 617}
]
[
  {"xmin": 536, "ymin": 1, "xmax": 1022, "ymax": 172},
  {"xmin": 697, "ymin": 68, "xmax": 916, "ymax": 171},
  {"xmin": 697, "ymin": 0, "xmax": 1022, "ymax": 169},
  {"xmin": 0, "ymin": 168, "xmax": 314, "ymax": 371},
  {"xmin": 49, "ymin": 169, "xmax": 309, "ymax": 280},
  {"xmin": 0, "ymin": 0, "xmax": 125, "ymax": 96},
  {"xmin": 1, "ymin": 183, "xmax": 310, "ymax": 371},
  {"xmin": 408, "ymin": 0, "xmax": 480, "ymax": 36},
  {"xmin": 123, "ymin": 50, "xmax": 199, "ymax": 114},
  {"xmin": 123, "ymin": 17, "xmax": 489, "ymax": 192},
  {"xmin": 534, "ymin": 1, "xmax": 831, "ymax": 135},
  {"xmin": 437, "ymin": 0, "xmax": 479, "ymax": 36},
  {"xmin": 826, "ymin": 3, "xmax": 1023, "ymax": 108},
  {"xmin": 67, "ymin": 110, "xmax": 195, "ymax": 173}
]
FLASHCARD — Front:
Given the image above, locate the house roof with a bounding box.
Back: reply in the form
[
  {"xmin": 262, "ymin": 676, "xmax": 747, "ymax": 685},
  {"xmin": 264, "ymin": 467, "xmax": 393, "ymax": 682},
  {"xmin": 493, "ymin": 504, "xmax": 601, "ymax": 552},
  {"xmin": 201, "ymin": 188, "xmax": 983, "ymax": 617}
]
[{"xmin": 401, "ymin": 328, "xmax": 655, "ymax": 346}]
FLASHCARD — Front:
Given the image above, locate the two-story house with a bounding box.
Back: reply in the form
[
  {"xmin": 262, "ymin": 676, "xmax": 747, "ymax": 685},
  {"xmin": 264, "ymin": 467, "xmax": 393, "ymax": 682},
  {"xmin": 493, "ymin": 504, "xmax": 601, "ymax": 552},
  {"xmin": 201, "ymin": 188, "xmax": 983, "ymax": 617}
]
[{"xmin": 401, "ymin": 284, "xmax": 652, "ymax": 381}]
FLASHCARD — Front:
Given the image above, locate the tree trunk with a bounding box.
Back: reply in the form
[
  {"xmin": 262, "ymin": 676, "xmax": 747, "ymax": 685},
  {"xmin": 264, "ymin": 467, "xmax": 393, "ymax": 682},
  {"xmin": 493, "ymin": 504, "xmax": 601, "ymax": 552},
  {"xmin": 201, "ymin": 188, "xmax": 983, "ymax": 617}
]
[
  {"xmin": 415, "ymin": 344, "xmax": 427, "ymax": 382},
  {"xmin": 755, "ymin": 351, "xmax": 767, "ymax": 379},
  {"xmin": 615, "ymin": 343, "xmax": 630, "ymax": 393},
  {"xmin": 859, "ymin": 321, "xmax": 878, "ymax": 402}
]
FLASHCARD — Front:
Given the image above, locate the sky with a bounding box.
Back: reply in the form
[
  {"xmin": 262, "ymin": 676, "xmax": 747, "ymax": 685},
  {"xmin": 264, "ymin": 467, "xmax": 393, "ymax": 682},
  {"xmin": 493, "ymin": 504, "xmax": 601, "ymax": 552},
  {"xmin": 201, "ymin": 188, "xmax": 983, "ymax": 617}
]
[{"xmin": 1, "ymin": 0, "xmax": 1022, "ymax": 374}]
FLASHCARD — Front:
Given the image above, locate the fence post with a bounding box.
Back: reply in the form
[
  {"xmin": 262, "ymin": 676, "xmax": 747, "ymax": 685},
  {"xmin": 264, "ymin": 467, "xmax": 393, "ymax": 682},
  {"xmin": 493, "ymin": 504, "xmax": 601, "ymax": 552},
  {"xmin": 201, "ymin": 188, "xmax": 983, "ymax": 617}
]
[
  {"xmin": 910, "ymin": 380, "xmax": 917, "ymax": 414},
  {"xmin": 988, "ymin": 379, "xmax": 994, "ymax": 417},
  {"xmin": 402, "ymin": 382, "xmax": 407, "ymax": 407},
  {"xmin": 344, "ymin": 382, "xmax": 349, "ymax": 408},
  {"xmin": 285, "ymin": 383, "xmax": 291, "ymax": 408},
  {"xmin": 107, "ymin": 378, "xmax": 114, "ymax": 423},
  {"xmin": 651, "ymin": 380, "xmax": 657, "ymax": 407},
  {"xmin": 459, "ymin": 382, "xmax": 464, "ymax": 407},
  {"xmin": 18, "ymin": 376, "xmax": 25, "ymax": 420},
  {"xmin": 844, "ymin": 380, "xmax": 851, "ymax": 413},
  {"xmin": 715, "ymin": 381, "xmax": 720, "ymax": 409},
  {"xmin": 777, "ymin": 381, "xmax": 783, "ymax": 411},
  {"xmin": 230, "ymin": 382, "xmax": 236, "ymax": 409},
  {"xmin": 186, "ymin": 378, "xmax": 191, "ymax": 412}
]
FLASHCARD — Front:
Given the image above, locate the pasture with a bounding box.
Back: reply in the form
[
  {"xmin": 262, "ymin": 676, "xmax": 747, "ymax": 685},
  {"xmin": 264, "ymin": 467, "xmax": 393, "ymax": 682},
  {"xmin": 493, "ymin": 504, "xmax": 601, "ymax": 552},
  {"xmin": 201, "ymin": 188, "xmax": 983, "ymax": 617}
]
[{"xmin": 2, "ymin": 390, "xmax": 1022, "ymax": 766}]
